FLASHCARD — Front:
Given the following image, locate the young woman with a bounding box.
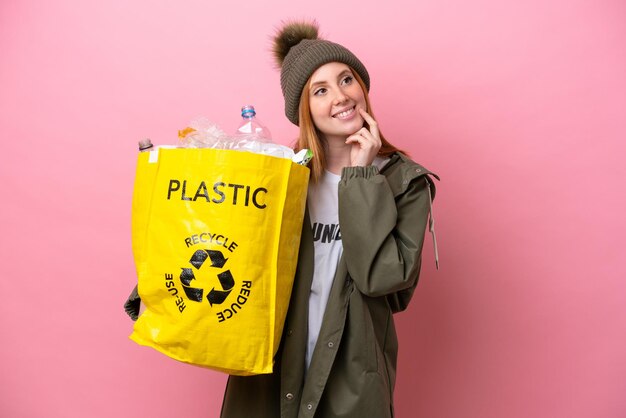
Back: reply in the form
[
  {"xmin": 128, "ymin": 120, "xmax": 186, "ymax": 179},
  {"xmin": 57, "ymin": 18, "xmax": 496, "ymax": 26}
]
[{"xmin": 220, "ymin": 21, "xmax": 439, "ymax": 418}]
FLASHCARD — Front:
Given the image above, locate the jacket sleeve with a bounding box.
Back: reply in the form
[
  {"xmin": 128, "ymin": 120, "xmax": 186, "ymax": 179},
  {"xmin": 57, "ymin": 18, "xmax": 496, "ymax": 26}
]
[
  {"xmin": 124, "ymin": 285, "xmax": 141, "ymax": 321},
  {"xmin": 338, "ymin": 165, "xmax": 431, "ymax": 298}
]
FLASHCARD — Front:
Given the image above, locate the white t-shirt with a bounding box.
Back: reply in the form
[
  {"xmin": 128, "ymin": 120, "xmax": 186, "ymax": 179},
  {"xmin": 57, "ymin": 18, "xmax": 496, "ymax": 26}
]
[
  {"xmin": 305, "ymin": 157, "xmax": 389, "ymax": 369},
  {"xmin": 306, "ymin": 170, "xmax": 343, "ymax": 369}
]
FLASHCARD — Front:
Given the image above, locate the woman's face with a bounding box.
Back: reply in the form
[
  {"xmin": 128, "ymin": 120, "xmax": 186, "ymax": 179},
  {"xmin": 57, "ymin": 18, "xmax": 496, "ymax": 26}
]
[{"xmin": 307, "ymin": 62, "xmax": 367, "ymax": 140}]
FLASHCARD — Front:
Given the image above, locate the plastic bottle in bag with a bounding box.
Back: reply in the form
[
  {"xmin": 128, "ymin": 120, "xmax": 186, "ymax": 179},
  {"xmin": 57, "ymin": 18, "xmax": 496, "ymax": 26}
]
[
  {"xmin": 233, "ymin": 105, "xmax": 296, "ymax": 159},
  {"xmin": 233, "ymin": 105, "xmax": 272, "ymax": 154}
]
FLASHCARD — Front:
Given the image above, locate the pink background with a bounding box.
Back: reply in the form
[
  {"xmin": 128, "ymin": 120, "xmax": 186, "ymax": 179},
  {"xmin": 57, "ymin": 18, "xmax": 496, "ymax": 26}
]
[{"xmin": 1, "ymin": 0, "xmax": 625, "ymax": 417}]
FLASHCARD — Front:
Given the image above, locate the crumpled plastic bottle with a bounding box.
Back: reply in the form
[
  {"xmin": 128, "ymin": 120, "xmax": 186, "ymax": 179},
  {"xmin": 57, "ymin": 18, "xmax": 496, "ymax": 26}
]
[{"xmin": 178, "ymin": 117, "xmax": 230, "ymax": 149}]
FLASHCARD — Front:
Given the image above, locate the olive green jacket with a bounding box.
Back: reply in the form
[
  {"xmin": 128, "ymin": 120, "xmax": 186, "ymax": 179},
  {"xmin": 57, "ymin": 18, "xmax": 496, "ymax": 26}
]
[{"xmin": 219, "ymin": 153, "xmax": 438, "ymax": 418}]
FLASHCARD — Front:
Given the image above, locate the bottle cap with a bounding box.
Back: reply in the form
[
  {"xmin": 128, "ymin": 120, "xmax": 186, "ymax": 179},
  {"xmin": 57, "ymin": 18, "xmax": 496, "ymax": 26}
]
[
  {"xmin": 138, "ymin": 138, "xmax": 153, "ymax": 151},
  {"xmin": 241, "ymin": 105, "xmax": 256, "ymax": 118}
]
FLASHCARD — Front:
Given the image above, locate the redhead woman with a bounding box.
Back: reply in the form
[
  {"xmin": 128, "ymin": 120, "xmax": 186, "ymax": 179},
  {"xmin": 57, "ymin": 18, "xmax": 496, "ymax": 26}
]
[{"xmin": 220, "ymin": 21, "xmax": 439, "ymax": 418}]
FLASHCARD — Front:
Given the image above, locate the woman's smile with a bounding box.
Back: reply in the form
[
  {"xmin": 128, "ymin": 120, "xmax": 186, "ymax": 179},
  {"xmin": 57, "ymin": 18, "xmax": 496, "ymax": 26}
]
[{"xmin": 332, "ymin": 106, "xmax": 357, "ymax": 119}]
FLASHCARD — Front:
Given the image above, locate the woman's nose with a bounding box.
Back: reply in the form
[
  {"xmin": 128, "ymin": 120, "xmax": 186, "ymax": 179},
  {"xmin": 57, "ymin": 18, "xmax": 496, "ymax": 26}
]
[{"xmin": 332, "ymin": 89, "xmax": 348, "ymax": 105}]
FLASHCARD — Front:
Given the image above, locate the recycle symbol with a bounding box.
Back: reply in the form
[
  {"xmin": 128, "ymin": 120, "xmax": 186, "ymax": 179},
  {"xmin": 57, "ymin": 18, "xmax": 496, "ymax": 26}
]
[{"xmin": 180, "ymin": 249, "xmax": 235, "ymax": 306}]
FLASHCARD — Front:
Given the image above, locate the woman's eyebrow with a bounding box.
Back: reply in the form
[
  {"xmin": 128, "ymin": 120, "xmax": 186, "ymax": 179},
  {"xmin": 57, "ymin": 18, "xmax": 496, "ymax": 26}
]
[
  {"xmin": 310, "ymin": 70, "xmax": 352, "ymax": 89},
  {"xmin": 310, "ymin": 79, "xmax": 328, "ymax": 89}
]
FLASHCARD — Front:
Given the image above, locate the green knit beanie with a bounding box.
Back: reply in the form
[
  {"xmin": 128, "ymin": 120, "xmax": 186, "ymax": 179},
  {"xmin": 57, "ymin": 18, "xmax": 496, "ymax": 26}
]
[{"xmin": 272, "ymin": 21, "xmax": 370, "ymax": 126}]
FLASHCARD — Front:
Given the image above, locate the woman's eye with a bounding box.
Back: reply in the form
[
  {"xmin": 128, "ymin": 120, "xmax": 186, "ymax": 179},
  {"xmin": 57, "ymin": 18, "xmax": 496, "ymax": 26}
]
[
  {"xmin": 341, "ymin": 76, "xmax": 353, "ymax": 85},
  {"xmin": 314, "ymin": 88, "xmax": 327, "ymax": 96}
]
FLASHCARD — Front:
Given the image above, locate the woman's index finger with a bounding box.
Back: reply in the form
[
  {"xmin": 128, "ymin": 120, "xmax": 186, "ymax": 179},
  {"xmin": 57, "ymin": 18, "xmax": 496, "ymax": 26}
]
[{"xmin": 358, "ymin": 108, "xmax": 379, "ymax": 137}]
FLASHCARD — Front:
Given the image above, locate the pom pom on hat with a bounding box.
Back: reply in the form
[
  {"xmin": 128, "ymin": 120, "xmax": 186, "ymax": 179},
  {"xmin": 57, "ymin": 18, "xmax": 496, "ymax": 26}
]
[
  {"xmin": 271, "ymin": 19, "xmax": 370, "ymax": 125},
  {"xmin": 272, "ymin": 20, "xmax": 320, "ymax": 67}
]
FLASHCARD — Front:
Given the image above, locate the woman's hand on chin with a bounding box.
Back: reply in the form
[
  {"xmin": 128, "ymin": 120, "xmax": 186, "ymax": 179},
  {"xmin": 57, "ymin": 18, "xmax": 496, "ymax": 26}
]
[{"xmin": 345, "ymin": 108, "xmax": 382, "ymax": 167}]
